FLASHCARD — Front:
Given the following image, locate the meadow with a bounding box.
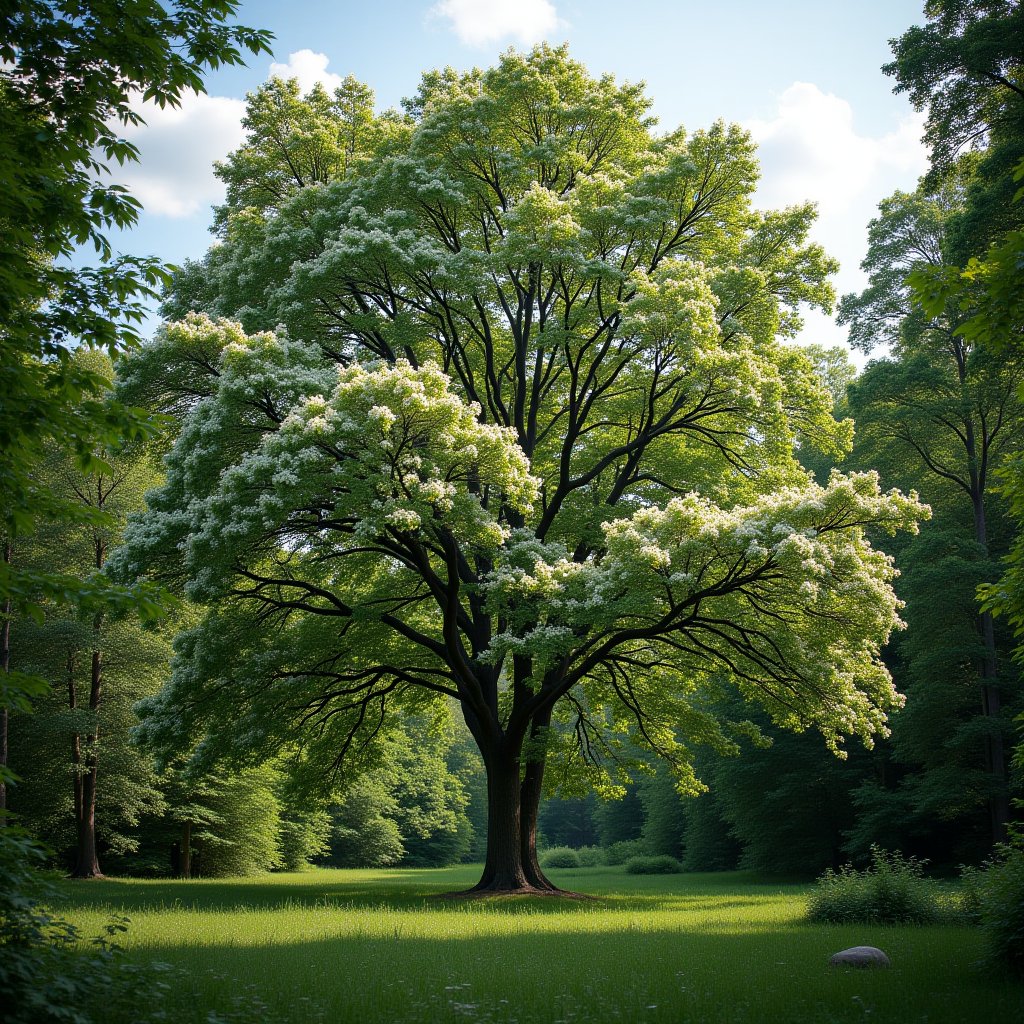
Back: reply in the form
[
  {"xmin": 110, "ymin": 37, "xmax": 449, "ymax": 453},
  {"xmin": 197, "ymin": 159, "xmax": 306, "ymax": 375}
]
[{"xmin": 53, "ymin": 866, "xmax": 1023, "ymax": 1024}]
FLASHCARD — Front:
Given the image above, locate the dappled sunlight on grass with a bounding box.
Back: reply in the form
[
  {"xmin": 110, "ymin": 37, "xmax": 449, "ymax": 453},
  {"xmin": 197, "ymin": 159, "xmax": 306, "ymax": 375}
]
[{"xmin": 54, "ymin": 867, "xmax": 1024, "ymax": 1024}]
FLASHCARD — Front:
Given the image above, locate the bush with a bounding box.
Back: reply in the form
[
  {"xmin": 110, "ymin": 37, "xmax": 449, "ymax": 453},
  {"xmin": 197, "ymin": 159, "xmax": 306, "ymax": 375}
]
[
  {"xmin": 974, "ymin": 847, "xmax": 1024, "ymax": 972},
  {"xmin": 625, "ymin": 854, "xmax": 683, "ymax": 874},
  {"xmin": 604, "ymin": 839, "xmax": 647, "ymax": 865},
  {"xmin": 575, "ymin": 845, "xmax": 606, "ymax": 867},
  {"xmin": 0, "ymin": 824, "xmax": 165, "ymax": 1024},
  {"xmin": 541, "ymin": 846, "xmax": 580, "ymax": 869},
  {"xmin": 807, "ymin": 846, "xmax": 940, "ymax": 924}
]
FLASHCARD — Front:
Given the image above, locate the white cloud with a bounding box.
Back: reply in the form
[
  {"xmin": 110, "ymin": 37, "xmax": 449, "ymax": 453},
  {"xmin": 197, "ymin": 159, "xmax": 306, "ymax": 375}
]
[
  {"xmin": 431, "ymin": 0, "xmax": 563, "ymax": 47},
  {"xmin": 744, "ymin": 83, "xmax": 928, "ymax": 360},
  {"xmin": 268, "ymin": 49, "xmax": 342, "ymax": 93},
  {"xmin": 104, "ymin": 49, "xmax": 344, "ymax": 221},
  {"xmin": 110, "ymin": 92, "xmax": 246, "ymax": 218}
]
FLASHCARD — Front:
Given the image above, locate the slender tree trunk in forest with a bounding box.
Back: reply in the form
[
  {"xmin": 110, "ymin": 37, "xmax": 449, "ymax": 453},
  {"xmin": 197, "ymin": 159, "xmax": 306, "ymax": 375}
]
[
  {"xmin": 70, "ymin": 624, "xmax": 104, "ymax": 877},
  {"xmin": 181, "ymin": 820, "xmax": 192, "ymax": 879},
  {"xmin": 971, "ymin": 490, "xmax": 1009, "ymax": 843},
  {"xmin": 70, "ymin": 528, "xmax": 106, "ymax": 878}
]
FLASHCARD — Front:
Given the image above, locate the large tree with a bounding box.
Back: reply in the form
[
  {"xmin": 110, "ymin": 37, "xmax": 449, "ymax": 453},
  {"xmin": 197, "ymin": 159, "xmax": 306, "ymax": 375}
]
[
  {"xmin": 114, "ymin": 47, "xmax": 924, "ymax": 895},
  {"xmin": 839, "ymin": 179, "xmax": 1024, "ymax": 842}
]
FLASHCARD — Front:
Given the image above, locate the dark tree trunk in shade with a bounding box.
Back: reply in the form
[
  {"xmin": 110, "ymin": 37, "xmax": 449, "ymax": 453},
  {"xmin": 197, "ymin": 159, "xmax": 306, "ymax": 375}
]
[
  {"xmin": 70, "ymin": 527, "xmax": 107, "ymax": 878},
  {"xmin": 181, "ymin": 820, "xmax": 192, "ymax": 878},
  {"xmin": 971, "ymin": 489, "xmax": 1009, "ymax": 843}
]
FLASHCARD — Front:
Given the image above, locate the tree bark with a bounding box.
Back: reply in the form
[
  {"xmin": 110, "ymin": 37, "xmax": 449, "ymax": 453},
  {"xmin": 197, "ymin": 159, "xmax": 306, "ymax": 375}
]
[
  {"xmin": 451, "ymin": 730, "xmax": 569, "ymax": 897},
  {"xmin": 70, "ymin": 529, "xmax": 106, "ymax": 878},
  {"xmin": 70, "ymin": 628, "xmax": 103, "ymax": 878},
  {"xmin": 519, "ymin": 708, "xmax": 558, "ymax": 891},
  {"xmin": 181, "ymin": 820, "xmax": 192, "ymax": 879}
]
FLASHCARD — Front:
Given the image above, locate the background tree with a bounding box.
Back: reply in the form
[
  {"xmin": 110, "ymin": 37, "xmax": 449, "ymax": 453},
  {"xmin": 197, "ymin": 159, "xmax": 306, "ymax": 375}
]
[
  {"xmin": 0, "ymin": 0, "xmax": 269, "ymax": 820},
  {"xmin": 839, "ymin": 176, "xmax": 1024, "ymax": 843},
  {"xmin": 6, "ymin": 354, "xmax": 170, "ymax": 877},
  {"xmin": 115, "ymin": 47, "xmax": 925, "ymax": 896}
]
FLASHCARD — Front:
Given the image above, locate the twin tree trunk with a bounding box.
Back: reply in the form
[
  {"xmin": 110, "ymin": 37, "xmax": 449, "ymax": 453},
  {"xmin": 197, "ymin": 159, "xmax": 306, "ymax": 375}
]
[{"xmin": 463, "ymin": 707, "xmax": 565, "ymax": 896}]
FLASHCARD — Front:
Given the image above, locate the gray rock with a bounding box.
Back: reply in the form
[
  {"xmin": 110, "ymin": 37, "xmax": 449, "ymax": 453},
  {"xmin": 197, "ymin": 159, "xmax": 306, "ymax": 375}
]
[{"xmin": 829, "ymin": 946, "xmax": 891, "ymax": 969}]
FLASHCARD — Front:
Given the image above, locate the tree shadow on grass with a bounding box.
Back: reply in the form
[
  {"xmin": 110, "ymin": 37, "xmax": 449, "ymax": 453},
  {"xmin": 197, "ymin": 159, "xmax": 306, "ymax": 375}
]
[
  {"xmin": 104, "ymin": 925, "xmax": 1024, "ymax": 1024},
  {"xmin": 53, "ymin": 867, "xmax": 808, "ymax": 915}
]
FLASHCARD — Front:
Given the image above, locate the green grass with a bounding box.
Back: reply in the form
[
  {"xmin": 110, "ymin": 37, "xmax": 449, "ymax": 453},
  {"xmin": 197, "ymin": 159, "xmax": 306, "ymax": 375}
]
[{"xmin": 52, "ymin": 865, "xmax": 1023, "ymax": 1024}]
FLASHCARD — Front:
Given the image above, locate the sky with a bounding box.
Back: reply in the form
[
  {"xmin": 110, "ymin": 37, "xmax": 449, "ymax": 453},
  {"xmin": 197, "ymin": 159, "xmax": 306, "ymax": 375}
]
[{"xmin": 108, "ymin": 0, "xmax": 932, "ymax": 359}]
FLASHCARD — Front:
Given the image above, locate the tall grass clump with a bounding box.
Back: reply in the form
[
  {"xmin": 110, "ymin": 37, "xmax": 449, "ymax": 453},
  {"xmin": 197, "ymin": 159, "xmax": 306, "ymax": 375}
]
[
  {"xmin": 807, "ymin": 846, "xmax": 940, "ymax": 924},
  {"xmin": 625, "ymin": 854, "xmax": 683, "ymax": 875}
]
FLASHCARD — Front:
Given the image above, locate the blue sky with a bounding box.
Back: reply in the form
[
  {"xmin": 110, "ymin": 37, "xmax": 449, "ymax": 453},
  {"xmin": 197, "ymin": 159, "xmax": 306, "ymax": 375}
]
[{"xmin": 110, "ymin": 0, "xmax": 931, "ymax": 356}]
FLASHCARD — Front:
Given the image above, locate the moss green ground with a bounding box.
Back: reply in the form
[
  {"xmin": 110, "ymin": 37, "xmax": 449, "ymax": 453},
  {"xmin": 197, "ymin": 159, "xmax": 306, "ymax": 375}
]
[{"xmin": 54, "ymin": 865, "xmax": 1022, "ymax": 1023}]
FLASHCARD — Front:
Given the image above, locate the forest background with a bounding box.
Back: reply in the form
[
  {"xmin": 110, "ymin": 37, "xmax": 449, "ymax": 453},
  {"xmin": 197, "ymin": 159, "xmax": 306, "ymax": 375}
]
[{"xmin": 2, "ymin": 0, "xmax": 1023, "ymax": 899}]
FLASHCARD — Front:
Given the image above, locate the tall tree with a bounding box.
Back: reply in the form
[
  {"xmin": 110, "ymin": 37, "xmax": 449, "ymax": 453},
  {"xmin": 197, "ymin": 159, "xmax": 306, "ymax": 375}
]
[
  {"xmin": 114, "ymin": 47, "xmax": 925, "ymax": 896},
  {"xmin": 8, "ymin": 355, "xmax": 167, "ymax": 876},
  {"xmin": 839, "ymin": 180, "xmax": 1024, "ymax": 842},
  {"xmin": 885, "ymin": 0, "xmax": 1023, "ymax": 177},
  {"xmin": 0, "ymin": 0, "xmax": 269, "ymax": 831}
]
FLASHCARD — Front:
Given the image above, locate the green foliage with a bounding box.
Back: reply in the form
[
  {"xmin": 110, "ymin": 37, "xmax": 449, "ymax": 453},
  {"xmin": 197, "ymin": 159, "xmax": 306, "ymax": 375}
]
[
  {"xmin": 807, "ymin": 847, "xmax": 942, "ymax": 925},
  {"xmin": 884, "ymin": 0, "xmax": 1024, "ymax": 179},
  {"xmin": 681, "ymin": 790, "xmax": 741, "ymax": 872},
  {"xmin": 0, "ymin": 0, "xmax": 269, "ymax": 615},
  {"xmin": 190, "ymin": 766, "xmax": 283, "ymax": 877},
  {"xmin": 973, "ymin": 847, "xmax": 1024, "ymax": 972},
  {"xmin": 540, "ymin": 846, "xmax": 581, "ymax": 869},
  {"xmin": 638, "ymin": 765, "xmax": 687, "ymax": 860},
  {"xmin": 604, "ymin": 839, "xmax": 648, "ymax": 865},
  {"xmin": 624, "ymin": 854, "xmax": 683, "ymax": 874},
  {"xmin": 318, "ymin": 721, "xmax": 471, "ymax": 869},
  {"xmin": 594, "ymin": 788, "xmax": 645, "ymax": 848},
  {"xmin": 575, "ymin": 845, "xmax": 606, "ymax": 867},
  {"xmin": 7, "ymin": 384, "xmax": 169, "ymax": 870},
  {"xmin": 0, "ymin": 820, "xmax": 170, "ymax": 1024},
  {"xmin": 276, "ymin": 809, "xmax": 332, "ymax": 872},
  {"xmin": 538, "ymin": 793, "xmax": 599, "ymax": 849},
  {"xmin": 326, "ymin": 777, "xmax": 406, "ymax": 868}
]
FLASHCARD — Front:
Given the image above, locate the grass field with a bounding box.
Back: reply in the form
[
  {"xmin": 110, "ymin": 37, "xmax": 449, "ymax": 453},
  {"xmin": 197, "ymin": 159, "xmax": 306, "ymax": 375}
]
[{"xmin": 53, "ymin": 865, "xmax": 1023, "ymax": 1023}]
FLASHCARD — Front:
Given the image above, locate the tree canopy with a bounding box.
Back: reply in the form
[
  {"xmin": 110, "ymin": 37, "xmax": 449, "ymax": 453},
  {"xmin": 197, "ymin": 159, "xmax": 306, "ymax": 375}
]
[{"xmin": 114, "ymin": 46, "xmax": 926, "ymax": 895}]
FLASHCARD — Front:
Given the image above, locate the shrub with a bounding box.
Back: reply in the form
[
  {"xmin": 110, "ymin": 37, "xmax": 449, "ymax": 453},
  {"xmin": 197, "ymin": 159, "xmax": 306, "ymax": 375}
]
[
  {"xmin": 974, "ymin": 847, "xmax": 1024, "ymax": 972},
  {"xmin": 604, "ymin": 839, "xmax": 647, "ymax": 865},
  {"xmin": 0, "ymin": 824, "xmax": 167, "ymax": 1024},
  {"xmin": 625, "ymin": 854, "xmax": 683, "ymax": 874},
  {"xmin": 575, "ymin": 845, "xmax": 606, "ymax": 867},
  {"xmin": 541, "ymin": 846, "xmax": 581, "ymax": 869},
  {"xmin": 807, "ymin": 846, "xmax": 940, "ymax": 924}
]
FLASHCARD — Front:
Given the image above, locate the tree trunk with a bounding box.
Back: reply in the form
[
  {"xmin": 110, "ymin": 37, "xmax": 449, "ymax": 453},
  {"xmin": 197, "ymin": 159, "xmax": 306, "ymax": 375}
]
[
  {"xmin": 519, "ymin": 708, "xmax": 558, "ymax": 891},
  {"xmin": 181, "ymin": 820, "xmax": 192, "ymax": 879},
  {"xmin": 71, "ymin": 765, "xmax": 102, "ymax": 878},
  {"xmin": 454, "ymin": 739, "xmax": 568, "ymax": 897},
  {"xmin": 971, "ymin": 490, "xmax": 1009, "ymax": 844},
  {"xmin": 70, "ymin": 537, "xmax": 105, "ymax": 877}
]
